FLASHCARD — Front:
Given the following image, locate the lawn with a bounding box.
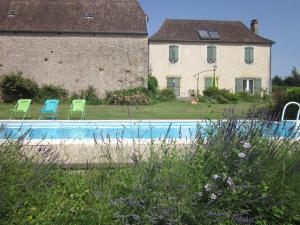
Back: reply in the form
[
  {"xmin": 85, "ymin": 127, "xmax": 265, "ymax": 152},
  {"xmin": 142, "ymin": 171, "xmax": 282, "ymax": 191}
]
[{"xmin": 0, "ymin": 101, "xmax": 255, "ymax": 120}]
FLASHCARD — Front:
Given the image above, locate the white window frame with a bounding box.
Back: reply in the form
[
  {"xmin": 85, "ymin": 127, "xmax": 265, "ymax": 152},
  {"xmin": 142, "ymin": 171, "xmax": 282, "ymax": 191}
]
[{"xmin": 242, "ymin": 79, "xmax": 254, "ymax": 94}]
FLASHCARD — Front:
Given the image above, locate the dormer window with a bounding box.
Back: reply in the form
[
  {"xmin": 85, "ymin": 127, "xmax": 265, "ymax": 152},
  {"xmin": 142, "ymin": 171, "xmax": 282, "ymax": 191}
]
[
  {"xmin": 8, "ymin": 9, "xmax": 16, "ymax": 17},
  {"xmin": 85, "ymin": 11, "xmax": 94, "ymax": 18}
]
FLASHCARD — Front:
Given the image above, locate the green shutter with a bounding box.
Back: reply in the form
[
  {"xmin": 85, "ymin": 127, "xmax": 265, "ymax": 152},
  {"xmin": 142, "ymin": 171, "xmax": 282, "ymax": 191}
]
[
  {"xmin": 245, "ymin": 47, "xmax": 254, "ymax": 64},
  {"xmin": 244, "ymin": 47, "xmax": 249, "ymax": 63},
  {"xmin": 249, "ymin": 47, "xmax": 254, "ymax": 63},
  {"xmin": 174, "ymin": 46, "xmax": 179, "ymax": 63},
  {"xmin": 207, "ymin": 46, "xmax": 216, "ymax": 63},
  {"xmin": 235, "ymin": 78, "xmax": 243, "ymax": 93},
  {"xmin": 205, "ymin": 77, "xmax": 213, "ymax": 89},
  {"xmin": 254, "ymin": 78, "xmax": 262, "ymax": 94},
  {"xmin": 169, "ymin": 45, "xmax": 179, "ymax": 63}
]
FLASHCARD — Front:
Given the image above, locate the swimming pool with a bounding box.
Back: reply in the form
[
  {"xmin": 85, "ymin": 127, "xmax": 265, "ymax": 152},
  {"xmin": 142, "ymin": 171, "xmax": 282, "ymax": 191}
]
[{"xmin": 0, "ymin": 120, "xmax": 299, "ymax": 141}]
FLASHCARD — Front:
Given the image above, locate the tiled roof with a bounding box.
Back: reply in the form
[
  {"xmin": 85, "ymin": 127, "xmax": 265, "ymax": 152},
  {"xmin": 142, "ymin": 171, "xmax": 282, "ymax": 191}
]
[
  {"xmin": 150, "ymin": 19, "xmax": 274, "ymax": 44},
  {"xmin": 0, "ymin": 0, "xmax": 148, "ymax": 34}
]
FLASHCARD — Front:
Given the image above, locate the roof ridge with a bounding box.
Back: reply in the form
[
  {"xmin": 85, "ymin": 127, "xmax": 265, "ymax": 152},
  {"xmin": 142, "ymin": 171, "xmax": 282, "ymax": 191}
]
[{"xmin": 165, "ymin": 18, "xmax": 242, "ymax": 23}]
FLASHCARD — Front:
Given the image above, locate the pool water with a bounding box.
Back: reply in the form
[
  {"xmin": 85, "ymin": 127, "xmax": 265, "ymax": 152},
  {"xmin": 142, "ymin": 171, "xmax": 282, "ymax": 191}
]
[{"xmin": 0, "ymin": 120, "xmax": 299, "ymax": 140}]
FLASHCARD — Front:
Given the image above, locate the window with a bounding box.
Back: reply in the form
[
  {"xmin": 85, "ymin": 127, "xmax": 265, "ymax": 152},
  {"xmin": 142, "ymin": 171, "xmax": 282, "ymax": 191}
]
[
  {"xmin": 235, "ymin": 78, "xmax": 262, "ymax": 94},
  {"xmin": 204, "ymin": 77, "xmax": 213, "ymax": 89},
  {"xmin": 8, "ymin": 9, "xmax": 16, "ymax": 17},
  {"xmin": 242, "ymin": 79, "xmax": 254, "ymax": 94},
  {"xmin": 244, "ymin": 47, "xmax": 254, "ymax": 64},
  {"xmin": 167, "ymin": 77, "xmax": 180, "ymax": 97},
  {"xmin": 85, "ymin": 11, "xmax": 94, "ymax": 18},
  {"xmin": 169, "ymin": 45, "xmax": 179, "ymax": 64},
  {"xmin": 207, "ymin": 46, "xmax": 216, "ymax": 64},
  {"xmin": 198, "ymin": 30, "xmax": 220, "ymax": 40}
]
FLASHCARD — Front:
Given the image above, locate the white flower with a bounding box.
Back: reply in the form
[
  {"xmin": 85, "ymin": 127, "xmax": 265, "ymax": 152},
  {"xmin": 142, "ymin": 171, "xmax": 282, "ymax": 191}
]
[
  {"xmin": 196, "ymin": 192, "xmax": 203, "ymax": 197},
  {"xmin": 238, "ymin": 152, "xmax": 246, "ymax": 158},
  {"xmin": 212, "ymin": 174, "xmax": 220, "ymax": 180},
  {"xmin": 227, "ymin": 177, "xmax": 234, "ymax": 186},
  {"xmin": 211, "ymin": 193, "xmax": 217, "ymax": 200},
  {"xmin": 204, "ymin": 184, "xmax": 212, "ymax": 192},
  {"xmin": 243, "ymin": 142, "xmax": 251, "ymax": 149}
]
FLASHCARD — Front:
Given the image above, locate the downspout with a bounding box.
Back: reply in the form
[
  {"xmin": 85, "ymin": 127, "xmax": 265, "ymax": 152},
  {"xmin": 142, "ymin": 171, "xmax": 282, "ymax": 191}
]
[
  {"xmin": 146, "ymin": 15, "xmax": 149, "ymax": 88},
  {"xmin": 269, "ymin": 45, "xmax": 272, "ymax": 94}
]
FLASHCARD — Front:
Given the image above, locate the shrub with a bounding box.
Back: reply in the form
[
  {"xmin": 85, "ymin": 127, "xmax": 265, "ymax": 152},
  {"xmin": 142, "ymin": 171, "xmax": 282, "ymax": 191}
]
[
  {"xmin": 236, "ymin": 91, "xmax": 262, "ymax": 102},
  {"xmin": 73, "ymin": 86, "xmax": 102, "ymax": 105},
  {"xmin": 39, "ymin": 85, "xmax": 68, "ymax": 101},
  {"xmin": 0, "ymin": 72, "xmax": 39, "ymax": 102},
  {"xmin": 271, "ymin": 86, "xmax": 300, "ymax": 119},
  {"xmin": 106, "ymin": 87, "xmax": 151, "ymax": 105},
  {"xmin": 1, "ymin": 112, "xmax": 300, "ymax": 224},
  {"xmin": 202, "ymin": 87, "xmax": 238, "ymax": 104},
  {"xmin": 153, "ymin": 88, "xmax": 176, "ymax": 102},
  {"xmin": 185, "ymin": 117, "xmax": 300, "ymax": 224},
  {"xmin": 148, "ymin": 74, "xmax": 158, "ymax": 93}
]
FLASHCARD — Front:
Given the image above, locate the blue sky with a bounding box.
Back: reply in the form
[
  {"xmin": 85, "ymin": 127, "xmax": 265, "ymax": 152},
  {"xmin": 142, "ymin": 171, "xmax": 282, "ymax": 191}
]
[{"xmin": 139, "ymin": 0, "xmax": 300, "ymax": 77}]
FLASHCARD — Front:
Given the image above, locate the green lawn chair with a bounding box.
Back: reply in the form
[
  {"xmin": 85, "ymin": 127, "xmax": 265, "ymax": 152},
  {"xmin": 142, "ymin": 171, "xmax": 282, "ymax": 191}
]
[
  {"xmin": 68, "ymin": 99, "xmax": 86, "ymax": 120},
  {"xmin": 9, "ymin": 99, "xmax": 32, "ymax": 119},
  {"xmin": 39, "ymin": 99, "xmax": 60, "ymax": 119}
]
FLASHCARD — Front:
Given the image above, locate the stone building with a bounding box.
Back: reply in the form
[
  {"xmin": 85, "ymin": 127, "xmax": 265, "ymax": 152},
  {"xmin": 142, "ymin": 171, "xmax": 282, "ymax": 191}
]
[
  {"xmin": 149, "ymin": 19, "xmax": 274, "ymax": 97},
  {"xmin": 0, "ymin": 0, "xmax": 148, "ymax": 97}
]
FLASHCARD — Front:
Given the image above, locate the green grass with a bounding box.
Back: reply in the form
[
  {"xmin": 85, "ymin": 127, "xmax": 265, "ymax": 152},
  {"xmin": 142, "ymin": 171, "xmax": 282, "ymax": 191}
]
[{"xmin": 0, "ymin": 101, "xmax": 254, "ymax": 120}]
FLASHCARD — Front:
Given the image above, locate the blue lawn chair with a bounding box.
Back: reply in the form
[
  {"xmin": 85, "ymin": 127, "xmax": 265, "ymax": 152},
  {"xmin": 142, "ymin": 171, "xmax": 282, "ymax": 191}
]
[{"xmin": 39, "ymin": 99, "xmax": 60, "ymax": 119}]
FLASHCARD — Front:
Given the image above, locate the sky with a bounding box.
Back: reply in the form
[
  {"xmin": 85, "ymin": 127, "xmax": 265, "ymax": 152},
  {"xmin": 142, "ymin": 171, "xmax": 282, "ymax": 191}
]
[{"xmin": 139, "ymin": 0, "xmax": 300, "ymax": 77}]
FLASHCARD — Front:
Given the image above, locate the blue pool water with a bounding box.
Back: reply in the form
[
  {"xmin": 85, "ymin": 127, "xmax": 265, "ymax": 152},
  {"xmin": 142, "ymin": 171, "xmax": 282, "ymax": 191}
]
[{"xmin": 0, "ymin": 120, "xmax": 299, "ymax": 140}]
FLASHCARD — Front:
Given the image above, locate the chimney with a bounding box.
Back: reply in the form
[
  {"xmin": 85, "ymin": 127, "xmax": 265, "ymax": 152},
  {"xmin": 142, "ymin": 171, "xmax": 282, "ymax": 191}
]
[{"xmin": 251, "ymin": 19, "xmax": 259, "ymax": 34}]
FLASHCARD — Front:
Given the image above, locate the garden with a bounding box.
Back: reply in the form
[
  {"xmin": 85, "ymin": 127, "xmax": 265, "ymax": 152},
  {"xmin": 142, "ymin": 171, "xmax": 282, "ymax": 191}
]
[
  {"xmin": 0, "ymin": 72, "xmax": 299, "ymax": 120},
  {"xmin": 1, "ymin": 115, "xmax": 300, "ymax": 225},
  {"xmin": 0, "ymin": 70, "xmax": 300, "ymax": 225}
]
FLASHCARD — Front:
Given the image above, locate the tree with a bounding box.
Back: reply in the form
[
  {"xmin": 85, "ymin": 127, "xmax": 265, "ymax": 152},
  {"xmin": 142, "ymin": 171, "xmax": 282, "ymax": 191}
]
[
  {"xmin": 272, "ymin": 75, "xmax": 283, "ymax": 86},
  {"xmin": 272, "ymin": 67, "xmax": 300, "ymax": 87}
]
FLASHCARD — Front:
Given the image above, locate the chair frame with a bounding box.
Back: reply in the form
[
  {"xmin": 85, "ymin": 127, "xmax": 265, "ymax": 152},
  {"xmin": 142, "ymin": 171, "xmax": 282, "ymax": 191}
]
[
  {"xmin": 39, "ymin": 99, "xmax": 60, "ymax": 120},
  {"xmin": 68, "ymin": 100, "xmax": 86, "ymax": 120},
  {"xmin": 9, "ymin": 99, "xmax": 32, "ymax": 120}
]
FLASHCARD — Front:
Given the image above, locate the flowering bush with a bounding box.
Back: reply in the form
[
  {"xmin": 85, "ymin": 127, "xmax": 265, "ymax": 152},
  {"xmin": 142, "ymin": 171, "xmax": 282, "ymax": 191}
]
[
  {"xmin": 1, "ymin": 112, "xmax": 300, "ymax": 225},
  {"xmin": 106, "ymin": 87, "xmax": 151, "ymax": 105},
  {"xmin": 186, "ymin": 118, "xmax": 300, "ymax": 224}
]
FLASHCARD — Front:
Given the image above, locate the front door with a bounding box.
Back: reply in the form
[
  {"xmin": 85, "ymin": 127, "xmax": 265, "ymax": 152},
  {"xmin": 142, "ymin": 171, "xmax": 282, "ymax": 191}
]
[{"xmin": 167, "ymin": 77, "xmax": 180, "ymax": 97}]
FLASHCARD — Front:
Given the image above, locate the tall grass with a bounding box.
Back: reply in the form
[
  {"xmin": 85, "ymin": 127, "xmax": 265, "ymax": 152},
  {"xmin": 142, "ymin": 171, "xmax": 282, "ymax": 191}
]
[{"xmin": 0, "ymin": 113, "xmax": 300, "ymax": 224}]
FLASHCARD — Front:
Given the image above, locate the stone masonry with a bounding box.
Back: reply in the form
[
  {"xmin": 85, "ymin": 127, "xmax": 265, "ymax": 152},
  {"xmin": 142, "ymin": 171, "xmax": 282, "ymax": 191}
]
[{"xmin": 0, "ymin": 33, "xmax": 148, "ymax": 97}]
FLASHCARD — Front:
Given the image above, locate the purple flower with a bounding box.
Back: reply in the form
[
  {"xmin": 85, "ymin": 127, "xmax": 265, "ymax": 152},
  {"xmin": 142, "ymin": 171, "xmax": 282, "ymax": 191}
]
[
  {"xmin": 227, "ymin": 177, "xmax": 234, "ymax": 186},
  {"xmin": 243, "ymin": 142, "xmax": 251, "ymax": 149}
]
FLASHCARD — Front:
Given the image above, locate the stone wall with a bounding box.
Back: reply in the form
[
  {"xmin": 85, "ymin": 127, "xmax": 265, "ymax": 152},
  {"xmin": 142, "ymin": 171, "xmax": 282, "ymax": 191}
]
[{"xmin": 0, "ymin": 33, "xmax": 148, "ymax": 97}]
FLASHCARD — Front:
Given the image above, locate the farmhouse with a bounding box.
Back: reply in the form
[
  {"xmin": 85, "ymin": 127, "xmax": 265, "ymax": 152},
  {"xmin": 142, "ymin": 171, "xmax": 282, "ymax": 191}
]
[
  {"xmin": 149, "ymin": 19, "xmax": 274, "ymax": 97},
  {"xmin": 0, "ymin": 0, "xmax": 148, "ymax": 97}
]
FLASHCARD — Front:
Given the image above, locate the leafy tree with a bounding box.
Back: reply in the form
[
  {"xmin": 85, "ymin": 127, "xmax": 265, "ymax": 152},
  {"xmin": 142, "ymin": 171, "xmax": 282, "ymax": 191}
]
[
  {"xmin": 273, "ymin": 67, "xmax": 300, "ymax": 87},
  {"xmin": 272, "ymin": 75, "xmax": 283, "ymax": 86}
]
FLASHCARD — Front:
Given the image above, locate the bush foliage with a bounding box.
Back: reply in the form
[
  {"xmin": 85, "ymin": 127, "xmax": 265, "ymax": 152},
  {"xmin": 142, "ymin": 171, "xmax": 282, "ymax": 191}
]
[
  {"xmin": 71, "ymin": 86, "xmax": 102, "ymax": 105},
  {"xmin": 0, "ymin": 72, "xmax": 40, "ymax": 102},
  {"xmin": 148, "ymin": 74, "xmax": 158, "ymax": 93},
  {"xmin": 1, "ymin": 113, "xmax": 300, "ymax": 225},
  {"xmin": 39, "ymin": 85, "xmax": 69, "ymax": 101},
  {"xmin": 106, "ymin": 87, "xmax": 151, "ymax": 105},
  {"xmin": 271, "ymin": 86, "xmax": 300, "ymax": 119}
]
